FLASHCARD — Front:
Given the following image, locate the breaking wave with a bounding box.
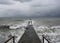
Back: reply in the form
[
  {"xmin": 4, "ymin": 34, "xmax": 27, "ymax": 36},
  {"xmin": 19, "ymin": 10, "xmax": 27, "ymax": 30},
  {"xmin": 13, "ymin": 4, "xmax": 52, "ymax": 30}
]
[{"xmin": 0, "ymin": 19, "xmax": 60, "ymax": 43}]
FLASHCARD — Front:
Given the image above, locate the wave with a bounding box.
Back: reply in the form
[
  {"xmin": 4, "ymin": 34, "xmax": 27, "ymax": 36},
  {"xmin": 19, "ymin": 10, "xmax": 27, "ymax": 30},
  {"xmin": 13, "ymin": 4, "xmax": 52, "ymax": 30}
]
[{"xmin": 0, "ymin": 20, "xmax": 60, "ymax": 43}]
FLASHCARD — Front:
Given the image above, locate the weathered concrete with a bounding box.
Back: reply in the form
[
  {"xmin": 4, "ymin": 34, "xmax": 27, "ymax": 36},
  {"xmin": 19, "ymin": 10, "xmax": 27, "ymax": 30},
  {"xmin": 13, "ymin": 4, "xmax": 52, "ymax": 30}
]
[{"xmin": 18, "ymin": 25, "xmax": 41, "ymax": 43}]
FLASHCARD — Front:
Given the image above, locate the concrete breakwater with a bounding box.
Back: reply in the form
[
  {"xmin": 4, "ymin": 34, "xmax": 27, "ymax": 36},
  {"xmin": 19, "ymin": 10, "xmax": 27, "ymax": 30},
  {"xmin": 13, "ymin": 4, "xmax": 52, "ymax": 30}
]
[{"xmin": 18, "ymin": 25, "xmax": 42, "ymax": 43}]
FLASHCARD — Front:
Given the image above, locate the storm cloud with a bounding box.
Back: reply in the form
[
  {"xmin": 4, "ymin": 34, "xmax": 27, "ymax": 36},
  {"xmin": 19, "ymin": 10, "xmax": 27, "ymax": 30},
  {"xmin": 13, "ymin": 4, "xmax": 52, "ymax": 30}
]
[
  {"xmin": 14, "ymin": 0, "xmax": 32, "ymax": 2},
  {"xmin": 0, "ymin": 0, "xmax": 15, "ymax": 5},
  {"xmin": 0, "ymin": 0, "xmax": 60, "ymax": 17}
]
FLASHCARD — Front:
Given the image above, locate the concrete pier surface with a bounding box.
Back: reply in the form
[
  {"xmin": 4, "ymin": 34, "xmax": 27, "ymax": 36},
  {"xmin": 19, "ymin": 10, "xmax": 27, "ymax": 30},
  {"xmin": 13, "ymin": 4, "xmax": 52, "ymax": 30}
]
[{"xmin": 18, "ymin": 25, "xmax": 42, "ymax": 43}]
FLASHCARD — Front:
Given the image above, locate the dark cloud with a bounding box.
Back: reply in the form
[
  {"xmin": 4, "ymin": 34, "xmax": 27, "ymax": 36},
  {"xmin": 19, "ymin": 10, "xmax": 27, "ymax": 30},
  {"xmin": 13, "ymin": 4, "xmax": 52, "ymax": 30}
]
[
  {"xmin": 14, "ymin": 0, "xmax": 32, "ymax": 2},
  {"xmin": 0, "ymin": 0, "xmax": 14, "ymax": 5},
  {"xmin": 46, "ymin": 8, "xmax": 60, "ymax": 17},
  {"xmin": 0, "ymin": 8, "xmax": 60, "ymax": 18},
  {"xmin": 0, "ymin": 0, "xmax": 60, "ymax": 17},
  {"xmin": 0, "ymin": 9, "xmax": 28, "ymax": 17}
]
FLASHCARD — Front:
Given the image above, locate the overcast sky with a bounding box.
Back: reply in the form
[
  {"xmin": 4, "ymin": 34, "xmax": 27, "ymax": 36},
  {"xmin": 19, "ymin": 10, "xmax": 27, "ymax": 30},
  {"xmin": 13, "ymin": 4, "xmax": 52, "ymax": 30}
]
[{"xmin": 0, "ymin": 0, "xmax": 60, "ymax": 17}]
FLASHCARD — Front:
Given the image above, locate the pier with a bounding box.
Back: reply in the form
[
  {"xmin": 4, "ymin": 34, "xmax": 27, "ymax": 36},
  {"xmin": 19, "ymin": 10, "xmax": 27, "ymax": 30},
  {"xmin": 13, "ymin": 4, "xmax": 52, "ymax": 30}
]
[
  {"xmin": 4, "ymin": 20, "xmax": 51, "ymax": 43},
  {"xmin": 18, "ymin": 25, "xmax": 42, "ymax": 43}
]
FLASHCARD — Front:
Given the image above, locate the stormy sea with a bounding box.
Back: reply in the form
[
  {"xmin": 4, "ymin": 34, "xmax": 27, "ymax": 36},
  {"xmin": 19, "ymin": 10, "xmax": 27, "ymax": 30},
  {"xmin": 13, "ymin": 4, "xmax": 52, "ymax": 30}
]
[{"xmin": 0, "ymin": 18, "xmax": 60, "ymax": 43}]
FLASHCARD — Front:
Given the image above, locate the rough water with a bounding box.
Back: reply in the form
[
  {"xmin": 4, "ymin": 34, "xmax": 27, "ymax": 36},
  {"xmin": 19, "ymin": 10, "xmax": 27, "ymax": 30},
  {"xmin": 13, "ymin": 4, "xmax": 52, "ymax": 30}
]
[{"xmin": 0, "ymin": 18, "xmax": 60, "ymax": 43}]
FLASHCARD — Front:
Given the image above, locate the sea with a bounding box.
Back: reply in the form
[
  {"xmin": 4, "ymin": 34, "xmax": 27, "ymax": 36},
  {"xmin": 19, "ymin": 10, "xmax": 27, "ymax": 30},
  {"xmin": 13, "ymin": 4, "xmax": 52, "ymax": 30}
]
[{"xmin": 0, "ymin": 18, "xmax": 60, "ymax": 43}]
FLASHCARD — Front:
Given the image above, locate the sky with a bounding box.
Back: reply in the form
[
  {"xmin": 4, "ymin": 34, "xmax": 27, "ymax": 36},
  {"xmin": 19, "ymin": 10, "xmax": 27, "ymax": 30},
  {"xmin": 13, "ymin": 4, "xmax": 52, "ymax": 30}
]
[{"xmin": 0, "ymin": 0, "xmax": 60, "ymax": 17}]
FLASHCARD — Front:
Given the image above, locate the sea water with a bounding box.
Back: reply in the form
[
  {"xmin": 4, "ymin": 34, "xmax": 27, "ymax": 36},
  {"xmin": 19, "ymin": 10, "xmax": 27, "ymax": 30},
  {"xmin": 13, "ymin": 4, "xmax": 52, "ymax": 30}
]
[{"xmin": 0, "ymin": 18, "xmax": 60, "ymax": 43}]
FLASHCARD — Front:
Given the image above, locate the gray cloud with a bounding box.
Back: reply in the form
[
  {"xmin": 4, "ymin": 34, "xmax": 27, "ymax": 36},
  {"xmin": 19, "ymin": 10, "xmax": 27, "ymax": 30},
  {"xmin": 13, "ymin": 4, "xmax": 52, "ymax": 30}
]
[
  {"xmin": 14, "ymin": 0, "xmax": 32, "ymax": 2},
  {"xmin": 0, "ymin": 0, "xmax": 14, "ymax": 5},
  {"xmin": 0, "ymin": 0, "xmax": 60, "ymax": 17}
]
